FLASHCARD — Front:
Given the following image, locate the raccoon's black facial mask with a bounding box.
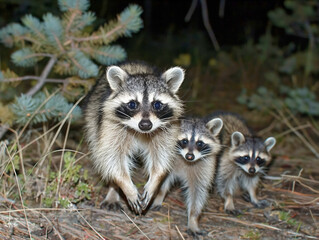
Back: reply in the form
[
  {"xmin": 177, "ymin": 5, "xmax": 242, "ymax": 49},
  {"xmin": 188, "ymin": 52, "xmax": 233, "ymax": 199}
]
[
  {"xmin": 152, "ymin": 101, "xmax": 174, "ymax": 120},
  {"xmin": 256, "ymin": 157, "xmax": 266, "ymax": 166},
  {"xmin": 197, "ymin": 142, "xmax": 211, "ymax": 155},
  {"xmin": 178, "ymin": 138, "xmax": 189, "ymax": 149},
  {"xmin": 115, "ymin": 100, "xmax": 140, "ymax": 119},
  {"xmin": 235, "ymin": 155, "xmax": 250, "ymax": 165}
]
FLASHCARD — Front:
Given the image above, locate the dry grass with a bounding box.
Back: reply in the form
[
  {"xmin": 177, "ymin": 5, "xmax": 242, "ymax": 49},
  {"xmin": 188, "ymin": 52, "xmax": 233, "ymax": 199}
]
[{"xmin": 0, "ymin": 166, "xmax": 318, "ymax": 240}]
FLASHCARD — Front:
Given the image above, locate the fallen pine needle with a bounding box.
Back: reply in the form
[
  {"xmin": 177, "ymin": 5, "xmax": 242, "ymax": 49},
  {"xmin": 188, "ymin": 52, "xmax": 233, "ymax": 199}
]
[
  {"xmin": 121, "ymin": 209, "xmax": 150, "ymax": 240},
  {"xmin": 74, "ymin": 206, "xmax": 105, "ymax": 240},
  {"xmin": 175, "ymin": 225, "xmax": 185, "ymax": 240},
  {"xmin": 207, "ymin": 214, "xmax": 318, "ymax": 239}
]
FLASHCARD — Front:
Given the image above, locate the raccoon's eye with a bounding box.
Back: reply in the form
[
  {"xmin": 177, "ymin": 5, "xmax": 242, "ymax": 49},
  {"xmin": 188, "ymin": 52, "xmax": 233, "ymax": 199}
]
[
  {"xmin": 235, "ymin": 156, "xmax": 250, "ymax": 165},
  {"xmin": 196, "ymin": 141, "xmax": 204, "ymax": 148},
  {"xmin": 181, "ymin": 139, "xmax": 188, "ymax": 145},
  {"xmin": 153, "ymin": 101, "xmax": 163, "ymax": 111},
  {"xmin": 256, "ymin": 157, "xmax": 265, "ymax": 166},
  {"xmin": 127, "ymin": 100, "xmax": 138, "ymax": 110}
]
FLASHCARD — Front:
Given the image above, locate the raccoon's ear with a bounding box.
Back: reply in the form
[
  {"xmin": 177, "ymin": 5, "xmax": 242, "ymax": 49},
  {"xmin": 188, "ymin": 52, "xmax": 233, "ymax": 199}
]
[
  {"xmin": 264, "ymin": 137, "xmax": 276, "ymax": 152},
  {"xmin": 231, "ymin": 131, "xmax": 245, "ymax": 147},
  {"xmin": 162, "ymin": 67, "xmax": 185, "ymax": 93},
  {"xmin": 106, "ymin": 66, "xmax": 128, "ymax": 91},
  {"xmin": 207, "ymin": 118, "xmax": 223, "ymax": 136}
]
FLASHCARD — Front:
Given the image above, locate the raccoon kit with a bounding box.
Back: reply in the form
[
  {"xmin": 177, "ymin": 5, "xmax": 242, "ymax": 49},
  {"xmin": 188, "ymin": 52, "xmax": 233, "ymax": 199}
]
[
  {"xmin": 152, "ymin": 117, "xmax": 223, "ymax": 236},
  {"xmin": 213, "ymin": 112, "xmax": 276, "ymax": 215},
  {"xmin": 83, "ymin": 62, "xmax": 185, "ymax": 214}
]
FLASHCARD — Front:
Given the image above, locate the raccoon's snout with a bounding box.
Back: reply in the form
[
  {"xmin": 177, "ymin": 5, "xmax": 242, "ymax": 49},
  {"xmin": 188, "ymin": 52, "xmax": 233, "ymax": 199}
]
[
  {"xmin": 138, "ymin": 119, "xmax": 153, "ymax": 131},
  {"xmin": 248, "ymin": 167, "xmax": 256, "ymax": 174},
  {"xmin": 185, "ymin": 153, "xmax": 195, "ymax": 161}
]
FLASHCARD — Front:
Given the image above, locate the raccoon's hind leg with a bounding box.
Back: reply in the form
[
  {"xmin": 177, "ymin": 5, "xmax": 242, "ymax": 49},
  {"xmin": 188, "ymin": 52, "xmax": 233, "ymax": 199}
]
[
  {"xmin": 186, "ymin": 182, "xmax": 209, "ymax": 237},
  {"xmin": 100, "ymin": 185, "xmax": 122, "ymax": 211}
]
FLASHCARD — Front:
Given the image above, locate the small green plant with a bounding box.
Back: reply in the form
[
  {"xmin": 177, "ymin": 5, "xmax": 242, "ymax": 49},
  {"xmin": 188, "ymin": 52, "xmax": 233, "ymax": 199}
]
[
  {"xmin": 269, "ymin": 0, "xmax": 319, "ymax": 78},
  {"xmin": 238, "ymin": 86, "xmax": 319, "ymax": 116},
  {"xmin": 241, "ymin": 230, "xmax": 261, "ymax": 240},
  {"xmin": 279, "ymin": 211, "xmax": 300, "ymax": 226},
  {"xmin": 236, "ymin": 0, "xmax": 319, "ymax": 158},
  {"xmin": 43, "ymin": 151, "xmax": 92, "ymax": 208}
]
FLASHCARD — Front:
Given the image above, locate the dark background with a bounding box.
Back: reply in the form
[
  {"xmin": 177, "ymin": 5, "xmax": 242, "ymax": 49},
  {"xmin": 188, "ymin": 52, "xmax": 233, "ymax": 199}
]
[
  {"xmin": 0, "ymin": 0, "xmax": 299, "ymax": 117},
  {"xmin": 0, "ymin": 0, "xmax": 285, "ymax": 50}
]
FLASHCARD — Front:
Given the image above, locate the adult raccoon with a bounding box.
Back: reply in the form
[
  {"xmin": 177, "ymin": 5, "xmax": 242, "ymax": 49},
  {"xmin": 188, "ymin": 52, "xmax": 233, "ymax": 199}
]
[{"xmin": 83, "ymin": 61, "xmax": 185, "ymax": 214}]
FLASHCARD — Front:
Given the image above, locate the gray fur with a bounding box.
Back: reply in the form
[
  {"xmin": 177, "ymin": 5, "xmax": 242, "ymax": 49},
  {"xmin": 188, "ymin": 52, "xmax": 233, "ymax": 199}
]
[
  {"xmin": 84, "ymin": 62, "xmax": 185, "ymax": 214},
  {"xmin": 213, "ymin": 112, "xmax": 276, "ymax": 214},
  {"xmin": 152, "ymin": 117, "xmax": 222, "ymax": 236}
]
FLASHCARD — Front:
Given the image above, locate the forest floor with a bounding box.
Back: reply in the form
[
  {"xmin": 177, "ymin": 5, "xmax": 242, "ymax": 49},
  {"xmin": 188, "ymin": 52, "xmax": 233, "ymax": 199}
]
[
  {"xmin": 0, "ymin": 77, "xmax": 319, "ymax": 239},
  {"xmin": 0, "ymin": 143, "xmax": 318, "ymax": 240}
]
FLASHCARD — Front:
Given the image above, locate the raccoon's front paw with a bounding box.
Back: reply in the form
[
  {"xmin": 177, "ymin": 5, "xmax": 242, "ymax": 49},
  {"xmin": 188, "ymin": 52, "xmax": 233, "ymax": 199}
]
[
  {"xmin": 186, "ymin": 229, "xmax": 207, "ymax": 240},
  {"xmin": 140, "ymin": 190, "xmax": 153, "ymax": 210},
  {"xmin": 253, "ymin": 199, "xmax": 270, "ymax": 209},
  {"xmin": 100, "ymin": 201, "xmax": 123, "ymax": 211},
  {"xmin": 225, "ymin": 209, "xmax": 242, "ymax": 216},
  {"xmin": 127, "ymin": 194, "xmax": 142, "ymax": 215}
]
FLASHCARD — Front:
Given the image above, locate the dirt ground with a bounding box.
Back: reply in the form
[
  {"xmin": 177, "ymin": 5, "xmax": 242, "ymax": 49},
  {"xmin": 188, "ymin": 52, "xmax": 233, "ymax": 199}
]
[{"xmin": 0, "ymin": 147, "xmax": 318, "ymax": 240}]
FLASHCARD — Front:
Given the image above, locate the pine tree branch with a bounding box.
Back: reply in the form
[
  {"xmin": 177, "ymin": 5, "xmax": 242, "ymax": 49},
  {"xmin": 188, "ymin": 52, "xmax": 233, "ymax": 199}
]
[
  {"xmin": 53, "ymin": 34, "xmax": 65, "ymax": 52},
  {"xmin": 65, "ymin": 10, "xmax": 79, "ymax": 36},
  {"xmin": 81, "ymin": 46, "xmax": 117, "ymax": 58},
  {"xmin": 17, "ymin": 35, "xmax": 42, "ymax": 45},
  {"xmin": 69, "ymin": 56, "xmax": 87, "ymax": 72},
  {"xmin": 71, "ymin": 23, "xmax": 124, "ymax": 43},
  {"xmin": 26, "ymin": 56, "xmax": 57, "ymax": 96},
  {"xmin": 22, "ymin": 53, "xmax": 54, "ymax": 60}
]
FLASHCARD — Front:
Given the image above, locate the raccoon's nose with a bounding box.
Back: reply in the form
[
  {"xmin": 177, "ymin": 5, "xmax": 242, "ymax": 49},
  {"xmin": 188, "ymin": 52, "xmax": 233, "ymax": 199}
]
[
  {"xmin": 185, "ymin": 153, "xmax": 195, "ymax": 161},
  {"xmin": 138, "ymin": 119, "xmax": 153, "ymax": 131},
  {"xmin": 248, "ymin": 167, "xmax": 256, "ymax": 174}
]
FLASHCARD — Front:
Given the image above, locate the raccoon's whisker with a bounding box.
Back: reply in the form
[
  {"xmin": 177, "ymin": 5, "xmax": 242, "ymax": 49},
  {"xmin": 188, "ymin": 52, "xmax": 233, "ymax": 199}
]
[
  {"xmin": 219, "ymin": 144, "xmax": 229, "ymax": 148},
  {"xmin": 115, "ymin": 109, "xmax": 131, "ymax": 119},
  {"xmin": 159, "ymin": 125, "xmax": 170, "ymax": 134},
  {"xmin": 174, "ymin": 147, "xmax": 182, "ymax": 153},
  {"xmin": 160, "ymin": 117, "xmax": 175, "ymax": 123},
  {"xmin": 201, "ymin": 153, "xmax": 211, "ymax": 158},
  {"xmin": 259, "ymin": 168, "xmax": 267, "ymax": 175},
  {"xmin": 179, "ymin": 119, "xmax": 195, "ymax": 123},
  {"xmin": 160, "ymin": 114, "xmax": 174, "ymax": 119},
  {"xmin": 201, "ymin": 153, "xmax": 213, "ymax": 159}
]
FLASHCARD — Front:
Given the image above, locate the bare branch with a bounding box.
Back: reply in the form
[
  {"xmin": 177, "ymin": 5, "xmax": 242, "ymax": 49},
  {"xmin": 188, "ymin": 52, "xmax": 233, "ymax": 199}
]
[
  {"xmin": 26, "ymin": 57, "xmax": 57, "ymax": 96},
  {"xmin": 219, "ymin": 0, "xmax": 226, "ymax": 18},
  {"xmin": 0, "ymin": 76, "xmax": 40, "ymax": 82},
  {"xmin": 185, "ymin": 0, "xmax": 199, "ymax": 22},
  {"xmin": 200, "ymin": 0, "xmax": 220, "ymax": 51},
  {"xmin": 1, "ymin": 76, "xmax": 88, "ymax": 86}
]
